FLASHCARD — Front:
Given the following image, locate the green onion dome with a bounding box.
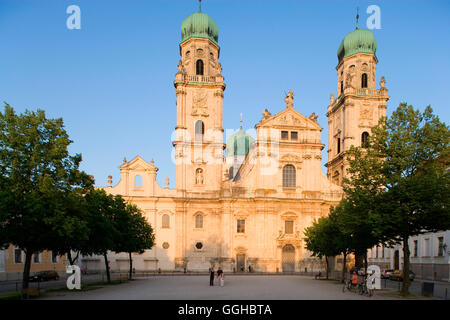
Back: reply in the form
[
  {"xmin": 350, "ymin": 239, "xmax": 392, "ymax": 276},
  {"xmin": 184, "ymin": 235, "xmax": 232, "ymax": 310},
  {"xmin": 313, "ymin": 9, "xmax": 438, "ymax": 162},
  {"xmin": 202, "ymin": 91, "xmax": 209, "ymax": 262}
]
[
  {"xmin": 226, "ymin": 129, "xmax": 254, "ymax": 157},
  {"xmin": 337, "ymin": 27, "xmax": 377, "ymax": 62},
  {"xmin": 181, "ymin": 9, "xmax": 219, "ymax": 45}
]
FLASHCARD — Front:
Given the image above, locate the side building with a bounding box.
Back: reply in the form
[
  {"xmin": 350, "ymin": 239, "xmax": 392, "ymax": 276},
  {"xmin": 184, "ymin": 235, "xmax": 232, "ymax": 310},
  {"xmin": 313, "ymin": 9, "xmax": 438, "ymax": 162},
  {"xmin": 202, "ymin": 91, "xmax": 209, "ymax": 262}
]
[{"xmin": 0, "ymin": 246, "xmax": 67, "ymax": 281}]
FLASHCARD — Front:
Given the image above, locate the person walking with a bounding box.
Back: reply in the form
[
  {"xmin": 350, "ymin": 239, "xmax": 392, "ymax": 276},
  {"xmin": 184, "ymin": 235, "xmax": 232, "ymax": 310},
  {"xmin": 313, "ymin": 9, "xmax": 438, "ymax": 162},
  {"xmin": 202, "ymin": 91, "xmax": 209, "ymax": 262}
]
[
  {"xmin": 217, "ymin": 267, "xmax": 224, "ymax": 287},
  {"xmin": 209, "ymin": 267, "xmax": 215, "ymax": 286}
]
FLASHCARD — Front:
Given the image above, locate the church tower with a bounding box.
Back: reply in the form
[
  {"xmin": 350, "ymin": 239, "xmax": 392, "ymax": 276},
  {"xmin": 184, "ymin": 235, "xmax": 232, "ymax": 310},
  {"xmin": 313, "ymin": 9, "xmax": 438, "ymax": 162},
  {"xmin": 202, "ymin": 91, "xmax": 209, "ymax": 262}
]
[
  {"xmin": 173, "ymin": 3, "xmax": 226, "ymax": 194},
  {"xmin": 326, "ymin": 19, "xmax": 389, "ymax": 186}
]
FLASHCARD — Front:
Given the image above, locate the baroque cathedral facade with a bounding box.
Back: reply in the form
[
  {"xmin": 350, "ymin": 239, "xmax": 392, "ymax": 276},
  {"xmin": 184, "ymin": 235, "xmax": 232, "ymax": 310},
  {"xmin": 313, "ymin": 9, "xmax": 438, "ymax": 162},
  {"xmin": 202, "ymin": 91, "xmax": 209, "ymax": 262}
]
[{"xmin": 83, "ymin": 6, "xmax": 389, "ymax": 273}]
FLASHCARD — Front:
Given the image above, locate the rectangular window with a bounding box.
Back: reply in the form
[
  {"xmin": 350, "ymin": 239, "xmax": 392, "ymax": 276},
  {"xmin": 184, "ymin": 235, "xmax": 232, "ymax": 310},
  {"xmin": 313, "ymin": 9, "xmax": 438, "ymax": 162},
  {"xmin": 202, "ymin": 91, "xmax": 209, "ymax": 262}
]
[
  {"xmin": 33, "ymin": 253, "xmax": 40, "ymax": 264},
  {"xmin": 285, "ymin": 221, "xmax": 293, "ymax": 234},
  {"xmin": 281, "ymin": 131, "xmax": 288, "ymax": 140},
  {"xmin": 424, "ymin": 238, "xmax": 430, "ymax": 257},
  {"xmin": 375, "ymin": 245, "xmax": 379, "ymax": 258},
  {"xmin": 51, "ymin": 251, "xmax": 58, "ymax": 264},
  {"xmin": 438, "ymin": 237, "xmax": 444, "ymax": 257},
  {"xmin": 14, "ymin": 248, "xmax": 22, "ymax": 264},
  {"xmin": 237, "ymin": 220, "xmax": 245, "ymax": 233},
  {"xmin": 413, "ymin": 240, "xmax": 418, "ymax": 257},
  {"xmin": 382, "ymin": 245, "xmax": 385, "ymax": 258},
  {"xmin": 290, "ymin": 131, "xmax": 298, "ymax": 140},
  {"xmin": 337, "ymin": 138, "xmax": 341, "ymax": 153}
]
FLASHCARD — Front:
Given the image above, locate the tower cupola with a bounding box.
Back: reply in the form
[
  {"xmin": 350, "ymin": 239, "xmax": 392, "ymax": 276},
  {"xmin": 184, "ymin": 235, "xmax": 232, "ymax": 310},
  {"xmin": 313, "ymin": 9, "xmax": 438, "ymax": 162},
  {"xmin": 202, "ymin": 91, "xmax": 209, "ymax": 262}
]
[
  {"xmin": 181, "ymin": 3, "xmax": 219, "ymax": 45},
  {"xmin": 337, "ymin": 27, "xmax": 377, "ymax": 63}
]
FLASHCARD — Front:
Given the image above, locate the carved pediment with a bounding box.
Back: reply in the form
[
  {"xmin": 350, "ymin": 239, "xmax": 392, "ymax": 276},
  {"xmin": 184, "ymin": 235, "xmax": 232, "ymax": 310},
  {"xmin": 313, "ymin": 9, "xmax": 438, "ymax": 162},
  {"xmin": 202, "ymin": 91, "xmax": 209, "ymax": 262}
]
[
  {"xmin": 119, "ymin": 155, "xmax": 157, "ymax": 172},
  {"xmin": 276, "ymin": 113, "xmax": 305, "ymax": 127},
  {"xmin": 258, "ymin": 107, "xmax": 322, "ymax": 130}
]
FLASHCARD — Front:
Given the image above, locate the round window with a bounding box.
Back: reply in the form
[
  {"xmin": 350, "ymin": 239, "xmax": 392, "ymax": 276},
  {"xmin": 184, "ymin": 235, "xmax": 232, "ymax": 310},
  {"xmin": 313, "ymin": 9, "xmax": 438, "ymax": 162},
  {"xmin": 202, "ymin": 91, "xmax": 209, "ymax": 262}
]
[
  {"xmin": 162, "ymin": 242, "xmax": 170, "ymax": 249},
  {"xmin": 195, "ymin": 242, "xmax": 203, "ymax": 250}
]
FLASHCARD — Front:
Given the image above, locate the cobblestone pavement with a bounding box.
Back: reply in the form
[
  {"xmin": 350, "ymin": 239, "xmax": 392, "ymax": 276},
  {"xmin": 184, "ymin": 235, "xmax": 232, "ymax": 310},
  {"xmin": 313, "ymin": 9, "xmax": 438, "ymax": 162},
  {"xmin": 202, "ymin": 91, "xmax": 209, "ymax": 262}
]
[{"xmin": 39, "ymin": 275, "xmax": 417, "ymax": 300}]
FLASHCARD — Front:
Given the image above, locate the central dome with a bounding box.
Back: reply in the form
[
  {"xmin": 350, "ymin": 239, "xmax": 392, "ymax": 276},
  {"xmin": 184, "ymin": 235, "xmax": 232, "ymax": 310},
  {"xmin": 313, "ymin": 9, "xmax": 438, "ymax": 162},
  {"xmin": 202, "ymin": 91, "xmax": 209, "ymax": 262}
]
[
  {"xmin": 181, "ymin": 10, "xmax": 219, "ymax": 45},
  {"xmin": 226, "ymin": 129, "xmax": 254, "ymax": 157},
  {"xmin": 337, "ymin": 27, "xmax": 377, "ymax": 62}
]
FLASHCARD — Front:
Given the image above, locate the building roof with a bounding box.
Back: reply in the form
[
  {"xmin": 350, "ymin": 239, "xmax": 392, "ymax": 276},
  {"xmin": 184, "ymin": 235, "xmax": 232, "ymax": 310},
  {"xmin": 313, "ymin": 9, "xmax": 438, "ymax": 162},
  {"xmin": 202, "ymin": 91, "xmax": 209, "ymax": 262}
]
[
  {"xmin": 337, "ymin": 27, "xmax": 377, "ymax": 62},
  {"xmin": 181, "ymin": 7, "xmax": 219, "ymax": 45},
  {"xmin": 226, "ymin": 128, "xmax": 254, "ymax": 157}
]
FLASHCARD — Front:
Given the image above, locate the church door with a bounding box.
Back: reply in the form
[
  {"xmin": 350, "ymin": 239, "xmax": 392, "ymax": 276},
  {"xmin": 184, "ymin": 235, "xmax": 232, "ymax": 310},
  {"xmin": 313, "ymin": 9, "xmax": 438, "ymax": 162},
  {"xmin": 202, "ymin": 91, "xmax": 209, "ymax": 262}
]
[
  {"xmin": 236, "ymin": 254, "xmax": 245, "ymax": 272},
  {"xmin": 282, "ymin": 244, "xmax": 295, "ymax": 272}
]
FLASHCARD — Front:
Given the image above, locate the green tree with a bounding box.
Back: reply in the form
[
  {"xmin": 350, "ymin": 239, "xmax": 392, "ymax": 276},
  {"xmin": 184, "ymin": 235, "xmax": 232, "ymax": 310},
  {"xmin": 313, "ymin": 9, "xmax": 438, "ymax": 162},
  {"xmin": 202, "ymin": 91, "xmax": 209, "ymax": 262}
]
[
  {"xmin": 330, "ymin": 200, "xmax": 355, "ymax": 282},
  {"xmin": 80, "ymin": 189, "xmax": 119, "ymax": 282},
  {"xmin": 304, "ymin": 213, "xmax": 347, "ymax": 279},
  {"xmin": 345, "ymin": 103, "xmax": 450, "ymax": 295},
  {"xmin": 0, "ymin": 103, "xmax": 91, "ymax": 290},
  {"xmin": 114, "ymin": 204, "xmax": 155, "ymax": 280},
  {"xmin": 49, "ymin": 182, "xmax": 93, "ymax": 265}
]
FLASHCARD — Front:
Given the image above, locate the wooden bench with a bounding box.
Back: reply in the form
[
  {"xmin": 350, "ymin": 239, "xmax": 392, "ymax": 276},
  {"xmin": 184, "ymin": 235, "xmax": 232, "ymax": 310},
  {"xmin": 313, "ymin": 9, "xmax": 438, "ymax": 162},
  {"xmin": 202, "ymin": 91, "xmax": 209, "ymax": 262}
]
[
  {"xmin": 21, "ymin": 287, "xmax": 39, "ymax": 298},
  {"xmin": 21, "ymin": 288, "xmax": 38, "ymax": 294}
]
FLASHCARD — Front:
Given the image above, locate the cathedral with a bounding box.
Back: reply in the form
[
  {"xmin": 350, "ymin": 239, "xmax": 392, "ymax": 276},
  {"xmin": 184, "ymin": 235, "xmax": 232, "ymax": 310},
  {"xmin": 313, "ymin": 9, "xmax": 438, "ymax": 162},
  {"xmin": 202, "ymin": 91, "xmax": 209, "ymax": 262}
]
[{"xmin": 84, "ymin": 5, "xmax": 389, "ymax": 273}]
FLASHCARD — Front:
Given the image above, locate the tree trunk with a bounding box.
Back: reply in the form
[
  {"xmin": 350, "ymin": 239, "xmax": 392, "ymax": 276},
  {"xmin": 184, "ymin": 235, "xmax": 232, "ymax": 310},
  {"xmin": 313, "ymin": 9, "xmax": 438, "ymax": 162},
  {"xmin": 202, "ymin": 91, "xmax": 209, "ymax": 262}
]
[
  {"xmin": 355, "ymin": 252, "xmax": 364, "ymax": 269},
  {"xmin": 364, "ymin": 251, "xmax": 368, "ymax": 274},
  {"xmin": 401, "ymin": 236, "xmax": 411, "ymax": 296},
  {"xmin": 73, "ymin": 251, "xmax": 79, "ymax": 264},
  {"xmin": 128, "ymin": 252, "xmax": 133, "ymax": 280},
  {"xmin": 22, "ymin": 250, "xmax": 33, "ymax": 290},
  {"xmin": 103, "ymin": 252, "xmax": 111, "ymax": 283},
  {"xmin": 325, "ymin": 256, "xmax": 329, "ymax": 280},
  {"xmin": 341, "ymin": 252, "xmax": 347, "ymax": 283},
  {"xmin": 67, "ymin": 250, "xmax": 74, "ymax": 266}
]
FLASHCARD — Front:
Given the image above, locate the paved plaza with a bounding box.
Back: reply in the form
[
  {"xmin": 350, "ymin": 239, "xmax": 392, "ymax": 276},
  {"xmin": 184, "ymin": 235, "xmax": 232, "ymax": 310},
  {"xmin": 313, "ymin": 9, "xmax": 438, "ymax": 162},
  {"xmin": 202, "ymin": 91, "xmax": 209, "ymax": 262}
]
[{"xmin": 40, "ymin": 275, "xmax": 408, "ymax": 300}]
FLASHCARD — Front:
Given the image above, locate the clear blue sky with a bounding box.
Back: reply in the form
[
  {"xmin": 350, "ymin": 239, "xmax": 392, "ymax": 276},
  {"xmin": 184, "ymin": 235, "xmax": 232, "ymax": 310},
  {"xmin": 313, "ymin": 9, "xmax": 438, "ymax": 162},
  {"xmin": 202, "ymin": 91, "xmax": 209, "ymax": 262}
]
[{"xmin": 0, "ymin": 0, "xmax": 449, "ymax": 187}]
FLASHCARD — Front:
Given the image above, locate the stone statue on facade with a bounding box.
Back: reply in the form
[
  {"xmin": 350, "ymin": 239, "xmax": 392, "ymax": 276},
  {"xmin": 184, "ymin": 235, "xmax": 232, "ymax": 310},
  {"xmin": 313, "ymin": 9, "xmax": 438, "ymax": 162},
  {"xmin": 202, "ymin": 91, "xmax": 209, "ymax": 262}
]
[
  {"xmin": 345, "ymin": 73, "xmax": 353, "ymax": 88},
  {"xmin": 284, "ymin": 90, "xmax": 294, "ymax": 108},
  {"xmin": 177, "ymin": 60, "xmax": 186, "ymax": 74},
  {"xmin": 262, "ymin": 108, "xmax": 271, "ymax": 120},
  {"xmin": 309, "ymin": 112, "xmax": 318, "ymax": 122},
  {"xmin": 196, "ymin": 169, "xmax": 204, "ymax": 185},
  {"xmin": 329, "ymin": 93, "xmax": 335, "ymax": 104}
]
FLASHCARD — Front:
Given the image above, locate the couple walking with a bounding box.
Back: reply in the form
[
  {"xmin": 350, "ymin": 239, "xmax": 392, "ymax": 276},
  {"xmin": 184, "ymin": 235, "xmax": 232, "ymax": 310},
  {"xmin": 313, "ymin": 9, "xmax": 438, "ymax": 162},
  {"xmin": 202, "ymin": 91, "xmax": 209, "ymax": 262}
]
[{"xmin": 209, "ymin": 267, "xmax": 225, "ymax": 287}]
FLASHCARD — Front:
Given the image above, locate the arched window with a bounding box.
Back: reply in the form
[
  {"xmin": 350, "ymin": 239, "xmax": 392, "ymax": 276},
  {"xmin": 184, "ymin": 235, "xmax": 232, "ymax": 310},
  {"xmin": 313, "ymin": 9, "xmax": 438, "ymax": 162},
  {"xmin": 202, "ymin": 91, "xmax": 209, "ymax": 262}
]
[
  {"xmin": 340, "ymin": 80, "xmax": 344, "ymax": 94},
  {"xmin": 229, "ymin": 166, "xmax": 234, "ymax": 180},
  {"xmin": 196, "ymin": 59, "xmax": 204, "ymax": 75},
  {"xmin": 195, "ymin": 214, "xmax": 203, "ymax": 228},
  {"xmin": 162, "ymin": 214, "xmax": 170, "ymax": 228},
  {"xmin": 361, "ymin": 73, "xmax": 368, "ymax": 88},
  {"xmin": 361, "ymin": 131, "xmax": 370, "ymax": 147},
  {"xmin": 195, "ymin": 120, "xmax": 204, "ymax": 142},
  {"xmin": 282, "ymin": 164, "xmax": 296, "ymax": 188},
  {"xmin": 134, "ymin": 175, "xmax": 143, "ymax": 190}
]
